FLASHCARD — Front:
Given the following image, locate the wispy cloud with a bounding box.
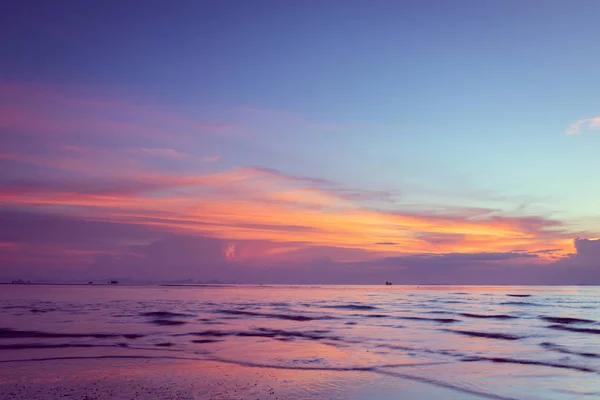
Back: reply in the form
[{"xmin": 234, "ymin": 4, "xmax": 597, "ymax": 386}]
[
  {"xmin": 567, "ymin": 117, "xmax": 600, "ymax": 135},
  {"xmin": 0, "ymin": 81, "xmax": 231, "ymax": 141},
  {"xmin": 0, "ymin": 159, "xmax": 578, "ymax": 261},
  {"xmin": 201, "ymin": 155, "xmax": 221, "ymax": 163},
  {"xmin": 0, "ymin": 80, "xmax": 590, "ymax": 273},
  {"xmin": 128, "ymin": 148, "xmax": 190, "ymax": 159}
]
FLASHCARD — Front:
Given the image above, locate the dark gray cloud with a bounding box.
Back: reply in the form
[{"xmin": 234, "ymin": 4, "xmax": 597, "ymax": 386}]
[
  {"xmin": 573, "ymin": 238, "xmax": 600, "ymax": 264},
  {"xmin": 90, "ymin": 234, "xmax": 233, "ymax": 282},
  {"xmin": 0, "ymin": 208, "xmax": 159, "ymax": 245},
  {"xmin": 0, "ymin": 178, "xmax": 172, "ymax": 196}
]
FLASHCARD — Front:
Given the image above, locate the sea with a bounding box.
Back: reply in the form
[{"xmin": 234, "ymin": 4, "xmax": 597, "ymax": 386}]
[{"xmin": 0, "ymin": 284, "xmax": 598, "ymax": 400}]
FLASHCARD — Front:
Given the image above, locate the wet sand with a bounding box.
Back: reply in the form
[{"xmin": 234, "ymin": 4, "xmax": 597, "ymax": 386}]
[{"xmin": 0, "ymin": 358, "xmax": 487, "ymax": 400}]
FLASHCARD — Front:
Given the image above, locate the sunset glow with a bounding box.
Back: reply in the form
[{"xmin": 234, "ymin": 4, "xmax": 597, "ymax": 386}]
[{"xmin": 1, "ymin": 1, "xmax": 599, "ymax": 284}]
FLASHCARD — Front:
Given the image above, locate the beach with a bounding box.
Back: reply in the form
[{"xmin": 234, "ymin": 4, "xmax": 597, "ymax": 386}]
[
  {"xmin": 1, "ymin": 285, "xmax": 599, "ymax": 399},
  {"xmin": 1, "ymin": 357, "xmax": 496, "ymax": 400}
]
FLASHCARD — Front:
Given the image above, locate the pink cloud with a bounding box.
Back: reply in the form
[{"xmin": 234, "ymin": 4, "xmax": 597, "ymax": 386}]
[
  {"xmin": 201, "ymin": 155, "xmax": 221, "ymax": 163},
  {"xmin": 128, "ymin": 148, "xmax": 191, "ymax": 159},
  {"xmin": 567, "ymin": 117, "xmax": 600, "ymax": 135},
  {"xmin": 0, "ymin": 81, "xmax": 231, "ymax": 140}
]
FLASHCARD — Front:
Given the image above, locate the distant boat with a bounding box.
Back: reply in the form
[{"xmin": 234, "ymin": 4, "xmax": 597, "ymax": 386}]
[
  {"xmin": 385, "ymin": 281, "xmax": 392, "ymax": 286},
  {"xmin": 11, "ymin": 279, "xmax": 30, "ymax": 284},
  {"xmin": 109, "ymin": 280, "xmax": 119, "ymax": 285}
]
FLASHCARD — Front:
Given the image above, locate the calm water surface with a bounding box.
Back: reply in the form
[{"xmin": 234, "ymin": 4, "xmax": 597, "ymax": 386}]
[{"xmin": 0, "ymin": 285, "xmax": 599, "ymax": 399}]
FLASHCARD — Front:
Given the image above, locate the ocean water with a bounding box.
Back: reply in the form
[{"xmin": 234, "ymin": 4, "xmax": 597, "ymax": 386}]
[{"xmin": 0, "ymin": 284, "xmax": 599, "ymax": 399}]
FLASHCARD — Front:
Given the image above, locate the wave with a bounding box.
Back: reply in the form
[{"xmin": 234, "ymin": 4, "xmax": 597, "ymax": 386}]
[
  {"xmin": 397, "ymin": 316, "xmax": 459, "ymax": 324},
  {"xmin": 148, "ymin": 319, "xmax": 188, "ymax": 326},
  {"xmin": 360, "ymin": 314, "xmax": 390, "ymax": 318},
  {"xmin": 462, "ymin": 355, "xmax": 595, "ymax": 373},
  {"xmin": 197, "ymin": 318, "xmax": 225, "ymax": 325},
  {"xmin": 444, "ymin": 329, "xmax": 524, "ymax": 340},
  {"xmin": 539, "ymin": 316, "xmax": 595, "ymax": 324},
  {"xmin": 540, "ymin": 342, "xmax": 599, "ymax": 358},
  {"xmin": 0, "ymin": 343, "xmax": 107, "ymax": 350},
  {"xmin": 29, "ymin": 308, "xmax": 56, "ymax": 313},
  {"xmin": 0, "ymin": 342, "xmax": 181, "ymax": 351},
  {"xmin": 0, "ymin": 328, "xmax": 145, "ymax": 340},
  {"xmin": 321, "ymin": 304, "xmax": 378, "ymax": 310},
  {"xmin": 376, "ymin": 343, "xmax": 465, "ymax": 358},
  {"xmin": 375, "ymin": 369, "xmax": 521, "ymax": 400},
  {"xmin": 178, "ymin": 328, "xmax": 341, "ymax": 341},
  {"xmin": 546, "ymin": 324, "xmax": 600, "ymax": 335},
  {"xmin": 140, "ymin": 311, "xmax": 194, "ymax": 318},
  {"xmin": 555, "ymin": 389, "xmax": 600, "ymax": 396},
  {"xmin": 237, "ymin": 328, "xmax": 340, "ymax": 341},
  {"xmin": 500, "ymin": 301, "xmax": 541, "ymax": 306},
  {"xmin": 191, "ymin": 339, "xmax": 223, "ymax": 344},
  {"xmin": 215, "ymin": 309, "xmax": 334, "ymax": 321},
  {"xmin": 459, "ymin": 313, "xmax": 518, "ymax": 320}
]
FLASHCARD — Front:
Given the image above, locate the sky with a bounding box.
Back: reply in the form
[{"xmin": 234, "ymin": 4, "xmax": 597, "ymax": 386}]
[{"xmin": 1, "ymin": 0, "xmax": 599, "ymax": 284}]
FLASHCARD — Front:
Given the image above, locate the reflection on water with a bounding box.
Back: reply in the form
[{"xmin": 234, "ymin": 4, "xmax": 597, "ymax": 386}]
[{"xmin": 0, "ymin": 285, "xmax": 598, "ymax": 399}]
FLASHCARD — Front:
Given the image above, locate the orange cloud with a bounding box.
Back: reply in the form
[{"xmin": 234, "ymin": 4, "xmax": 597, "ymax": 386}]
[{"xmin": 0, "ymin": 163, "xmax": 576, "ymax": 262}]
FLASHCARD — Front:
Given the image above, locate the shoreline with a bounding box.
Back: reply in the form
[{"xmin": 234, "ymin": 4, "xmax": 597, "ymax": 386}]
[{"xmin": 0, "ymin": 357, "xmax": 495, "ymax": 400}]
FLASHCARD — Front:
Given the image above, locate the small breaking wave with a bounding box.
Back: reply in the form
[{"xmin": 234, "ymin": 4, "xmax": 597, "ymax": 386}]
[
  {"xmin": 459, "ymin": 313, "xmax": 518, "ymax": 320},
  {"xmin": 215, "ymin": 309, "xmax": 333, "ymax": 321},
  {"xmin": 148, "ymin": 319, "xmax": 188, "ymax": 326},
  {"xmin": 0, "ymin": 328, "xmax": 145, "ymax": 340},
  {"xmin": 359, "ymin": 314, "xmax": 390, "ymax": 318},
  {"xmin": 539, "ymin": 316, "xmax": 595, "ymax": 324},
  {"xmin": 546, "ymin": 324, "xmax": 600, "ymax": 335},
  {"xmin": 321, "ymin": 304, "xmax": 378, "ymax": 310},
  {"xmin": 178, "ymin": 328, "xmax": 340, "ymax": 341},
  {"xmin": 500, "ymin": 301, "xmax": 541, "ymax": 306},
  {"xmin": 29, "ymin": 308, "xmax": 56, "ymax": 313},
  {"xmin": 397, "ymin": 316, "xmax": 459, "ymax": 324},
  {"xmin": 124, "ymin": 334, "xmax": 145, "ymax": 339},
  {"xmin": 540, "ymin": 342, "xmax": 599, "ymax": 358},
  {"xmin": 444, "ymin": 329, "xmax": 524, "ymax": 341},
  {"xmin": 140, "ymin": 311, "xmax": 194, "ymax": 318},
  {"xmin": 555, "ymin": 389, "xmax": 600, "ymax": 396},
  {"xmin": 0, "ymin": 343, "xmax": 104, "ymax": 350},
  {"xmin": 237, "ymin": 328, "xmax": 340, "ymax": 341},
  {"xmin": 191, "ymin": 339, "xmax": 223, "ymax": 344},
  {"xmin": 462, "ymin": 355, "xmax": 595, "ymax": 373},
  {"xmin": 376, "ymin": 343, "xmax": 465, "ymax": 358}
]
